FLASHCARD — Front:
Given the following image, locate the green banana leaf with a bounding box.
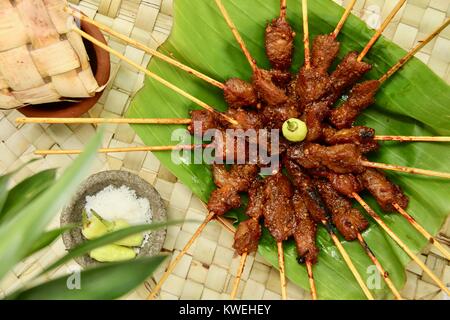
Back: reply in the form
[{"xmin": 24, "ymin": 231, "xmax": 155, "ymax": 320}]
[
  {"xmin": 26, "ymin": 226, "xmax": 74, "ymax": 257},
  {"xmin": 127, "ymin": 0, "xmax": 450, "ymax": 299},
  {"xmin": 10, "ymin": 256, "xmax": 166, "ymax": 300}
]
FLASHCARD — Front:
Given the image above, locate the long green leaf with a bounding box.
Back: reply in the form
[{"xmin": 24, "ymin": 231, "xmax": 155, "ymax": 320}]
[
  {"xmin": 0, "ymin": 169, "xmax": 57, "ymax": 222},
  {"xmin": 42, "ymin": 220, "xmax": 183, "ymax": 274},
  {"xmin": 0, "ymin": 130, "xmax": 102, "ymax": 281},
  {"xmin": 127, "ymin": 0, "xmax": 450, "ymax": 299},
  {"xmin": 26, "ymin": 226, "xmax": 74, "ymax": 257},
  {"xmin": 11, "ymin": 256, "xmax": 166, "ymax": 300}
]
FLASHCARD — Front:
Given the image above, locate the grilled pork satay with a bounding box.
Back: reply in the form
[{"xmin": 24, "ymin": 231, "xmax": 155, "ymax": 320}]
[
  {"xmin": 246, "ymin": 179, "xmax": 265, "ymax": 220},
  {"xmin": 314, "ymin": 178, "xmax": 369, "ymax": 241},
  {"xmin": 233, "ymin": 218, "xmax": 262, "ymax": 255},
  {"xmin": 224, "ymin": 78, "xmax": 259, "ymax": 108},
  {"xmin": 287, "ymin": 143, "xmax": 363, "ymax": 174},
  {"xmin": 207, "ymin": 164, "xmax": 259, "ymax": 215},
  {"xmin": 253, "ymin": 68, "xmax": 288, "ymax": 106},
  {"xmin": 284, "ymin": 157, "xmax": 329, "ymax": 223},
  {"xmin": 322, "ymin": 125, "xmax": 380, "ymax": 153},
  {"xmin": 265, "ymin": 15, "xmax": 295, "ymax": 71},
  {"xmin": 359, "ymin": 168, "xmax": 409, "ymax": 212},
  {"xmin": 262, "ymin": 172, "xmax": 297, "ymax": 242},
  {"xmin": 329, "ymin": 80, "xmax": 380, "ymax": 129},
  {"xmin": 308, "ymin": 169, "xmax": 364, "ymax": 198},
  {"xmin": 292, "ymin": 190, "xmax": 319, "ymax": 264},
  {"xmin": 311, "ymin": 34, "xmax": 340, "ymax": 74},
  {"xmin": 302, "ymin": 101, "xmax": 329, "ymax": 141}
]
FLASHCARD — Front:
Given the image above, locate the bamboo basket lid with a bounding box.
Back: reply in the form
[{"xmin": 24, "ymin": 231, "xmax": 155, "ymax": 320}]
[{"xmin": 0, "ymin": 0, "xmax": 102, "ymax": 110}]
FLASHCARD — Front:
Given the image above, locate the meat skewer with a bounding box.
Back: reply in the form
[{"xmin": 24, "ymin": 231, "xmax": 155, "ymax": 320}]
[
  {"xmin": 284, "ymin": 158, "xmax": 374, "ymax": 300},
  {"xmin": 353, "ymin": 193, "xmax": 450, "ymax": 295},
  {"xmin": 313, "ymin": 177, "xmax": 402, "ymax": 299},
  {"xmin": 330, "ymin": 19, "xmax": 450, "ymax": 129},
  {"xmin": 302, "ymin": 0, "xmax": 311, "ymax": 69},
  {"xmin": 72, "ymin": 27, "xmax": 238, "ymax": 126}
]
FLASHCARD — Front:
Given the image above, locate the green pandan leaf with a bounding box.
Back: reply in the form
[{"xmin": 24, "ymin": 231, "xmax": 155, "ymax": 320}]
[{"xmin": 127, "ymin": 0, "xmax": 450, "ymax": 299}]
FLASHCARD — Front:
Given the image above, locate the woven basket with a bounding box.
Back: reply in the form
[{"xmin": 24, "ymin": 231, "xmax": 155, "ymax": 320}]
[{"xmin": 0, "ymin": 0, "xmax": 101, "ymax": 110}]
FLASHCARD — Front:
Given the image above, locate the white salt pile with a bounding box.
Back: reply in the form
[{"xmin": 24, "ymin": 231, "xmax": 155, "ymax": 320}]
[{"xmin": 85, "ymin": 185, "xmax": 152, "ymax": 226}]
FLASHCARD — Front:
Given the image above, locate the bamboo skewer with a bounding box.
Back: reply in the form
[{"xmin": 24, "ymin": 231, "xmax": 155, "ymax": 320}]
[
  {"xmin": 374, "ymin": 136, "xmax": 450, "ymax": 142},
  {"xmin": 393, "ymin": 203, "xmax": 450, "ymax": 261},
  {"xmin": 361, "ymin": 160, "xmax": 450, "ymax": 179},
  {"xmin": 355, "ymin": 231, "xmax": 402, "ymax": 300},
  {"xmin": 379, "ymin": 19, "xmax": 450, "ymax": 83},
  {"xmin": 34, "ymin": 144, "xmax": 211, "ymax": 156},
  {"xmin": 280, "ymin": 0, "xmax": 287, "ymax": 19},
  {"xmin": 214, "ymin": 0, "xmax": 257, "ymax": 72},
  {"xmin": 230, "ymin": 252, "xmax": 248, "ymax": 300},
  {"xmin": 357, "ymin": 0, "xmax": 407, "ymax": 62},
  {"xmin": 16, "ymin": 117, "xmax": 192, "ymax": 125},
  {"xmin": 147, "ymin": 211, "xmax": 215, "ymax": 300},
  {"xmin": 305, "ymin": 261, "xmax": 317, "ymax": 300},
  {"xmin": 302, "ymin": 0, "xmax": 311, "ymax": 69},
  {"xmin": 332, "ymin": 0, "xmax": 357, "ymax": 38},
  {"xmin": 353, "ymin": 193, "xmax": 450, "ymax": 295},
  {"xmin": 67, "ymin": 8, "xmax": 225, "ymax": 90},
  {"xmin": 72, "ymin": 27, "xmax": 238, "ymax": 126},
  {"xmin": 321, "ymin": 219, "xmax": 375, "ymax": 300},
  {"xmin": 277, "ymin": 241, "xmax": 288, "ymax": 300}
]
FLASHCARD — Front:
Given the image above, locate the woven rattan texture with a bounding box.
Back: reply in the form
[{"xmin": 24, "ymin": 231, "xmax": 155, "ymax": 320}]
[
  {"xmin": 0, "ymin": 0, "xmax": 448, "ymax": 300},
  {"xmin": 0, "ymin": 0, "xmax": 100, "ymax": 109}
]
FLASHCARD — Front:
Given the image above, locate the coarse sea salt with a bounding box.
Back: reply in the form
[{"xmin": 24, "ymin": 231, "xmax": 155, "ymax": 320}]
[{"xmin": 85, "ymin": 185, "xmax": 152, "ymax": 250}]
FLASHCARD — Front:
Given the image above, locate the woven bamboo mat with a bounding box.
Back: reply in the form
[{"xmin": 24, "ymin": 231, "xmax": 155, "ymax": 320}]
[{"xmin": 0, "ymin": 0, "xmax": 449, "ymax": 300}]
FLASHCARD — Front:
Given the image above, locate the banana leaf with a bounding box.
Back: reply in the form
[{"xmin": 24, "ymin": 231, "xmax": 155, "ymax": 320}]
[{"xmin": 127, "ymin": 0, "xmax": 450, "ymax": 299}]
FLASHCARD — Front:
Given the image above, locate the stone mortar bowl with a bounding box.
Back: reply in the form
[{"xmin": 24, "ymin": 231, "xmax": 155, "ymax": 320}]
[{"xmin": 61, "ymin": 170, "xmax": 167, "ymax": 268}]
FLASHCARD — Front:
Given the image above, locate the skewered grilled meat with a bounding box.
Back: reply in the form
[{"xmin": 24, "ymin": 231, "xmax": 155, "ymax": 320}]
[
  {"xmin": 233, "ymin": 218, "xmax": 262, "ymax": 255},
  {"xmin": 246, "ymin": 179, "xmax": 265, "ymax": 220},
  {"xmin": 224, "ymin": 78, "xmax": 258, "ymax": 108},
  {"xmin": 292, "ymin": 190, "xmax": 319, "ymax": 264},
  {"xmin": 208, "ymin": 164, "xmax": 259, "ymax": 215},
  {"xmin": 327, "ymin": 52, "xmax": 372, "ymax": 103},
  {"xmin": 213, "ymin": 130, "xmax": 247, "ymax": 162},
  {"xmin": 314, "ymin": 178, "xmax": 368, "ymax": 241},
  {"xmin": 296, "ymin": 67, "xmax": 332, "ymax": 107},
  {"xmin": 303, "ymin": 101, "xmax": 329, "ymax": 141},
  {"xmin": 253, "ymin": 69, "xmax": 288, "ymax": 106},
  {"xmin": 265, "ymin": 17, "xmax": 295, "ymax": 71},
  {"xmin": 287, "ymin": 143, "xmax": 363, "ymax": 174},
  {"xmin": 359, "ymin": 168, "xmax": 409, "ymax": 212},
  {"xmin": 262, "ymin": 100, "xmax": 300, "ymax": 129},
  {"xmin": 188, "ymin": 109, "xmax": 218, "ymax": 136},
  {"xmin": 220, "ymin": 108, "xmax": 264, "ymax": 131},
  {"xmin": 329, "ymin": 80, "xmax": 380, "ymax": 129},
  {"xmin": 311, "ymin": 34, "xmax": 340, "ymax": 74},
  {"xmin": 270, "ymin": 69, "xmax": 293, "ymax": 88},
  {"xmin": 308, "ymin": 169, "xmax": 363, "ymax": 198},
  {"xmin": 262, "ymin": 172, "xmax": 296, "ymax": 242},
  {"xmin": 284, "ymin": 157, "xmax": 329, "ymax": 222},
  {"xmin": 323, "ymin": 126, "xmax": 375, "ymax": 145}
]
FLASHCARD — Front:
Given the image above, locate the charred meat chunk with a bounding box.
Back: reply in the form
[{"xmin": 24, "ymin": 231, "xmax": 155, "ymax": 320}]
[
  {"xmin": 253, "ymin": 69, "xmax": 288, "ymax": 106},
  {"xmin": 287, "ymin": 143, "xmax": 364, "ymax": 174},
  {"xmin": 188, "ymin": 109, "xmax": 218, "ymax": 136},
  {"xmin": 292, "ymin": 191, "xmax": 319, "ymax": 264},
  {"xmin": 315, "ymin": 178, "xmax": 368, "ymax": 241},
  {"xmin": 224, "ymin": 78, "xmax": 258, "ymax": 109},
  {"xmin": 311, "ymin": 34, "xmax": 340, "ymax": 74},
  {"xmin": 308, "ymin": 169, "xmax": 363, "ymax": 198},
  {"xmin": 262, "ymin": 101, "xmax": 300, "ymax": 129},
  {"xmin": 328, "ymin": 52, "xmax": 372, "ymax": 102},
  {"xmin": 302, "ymin": 101, "xmax": 329, "ymax": 142},
  {"xmin": 329, "ymin": 80, "xmax": 380, "ymax": 129},
  {"xmin": 296, "ymin": 67, "xmax": 332, "ymax": 107},
  {"xmin": 359, "ymin": 168, "xmax": 409, "ymax": 212},
  {"xmin": 265, "ymin": 17, "xmax": 295, "ymax": 70},
  {"xmin": 207, "ymin": 185, "xmax": 241, "ymax": 215},
  {"xmin": 246, "ymin": 179, "xmax": 265, "ymax": 220},
  {"xmin": 323, "ymin": 126, "xmax": 375, "ymax": 145},
  {"xmin": 221, "ymin": 108, "xmax": 264, "ymax": 131},
  {"xmin": 262, "ymin": 172, "xmax": 296, "ymax": 242},
  {"xmin": 233, "ymin": 218, "xmax": 262, "ymax": 255},
  {"xmin": 284, "ymin": 157, "xmax": 329, "ymax": 222}
]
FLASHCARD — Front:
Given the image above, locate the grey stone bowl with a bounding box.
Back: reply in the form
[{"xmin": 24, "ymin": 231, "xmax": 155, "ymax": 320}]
[{"xmin": 61, "ymin": 170, "xmax": 167, "ymax": 268}]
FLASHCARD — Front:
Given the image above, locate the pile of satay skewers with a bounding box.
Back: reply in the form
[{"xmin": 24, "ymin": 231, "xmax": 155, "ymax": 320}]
[{"xmin": 17, "ymin": 0, "xmax": 450, "ymax": 300}]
